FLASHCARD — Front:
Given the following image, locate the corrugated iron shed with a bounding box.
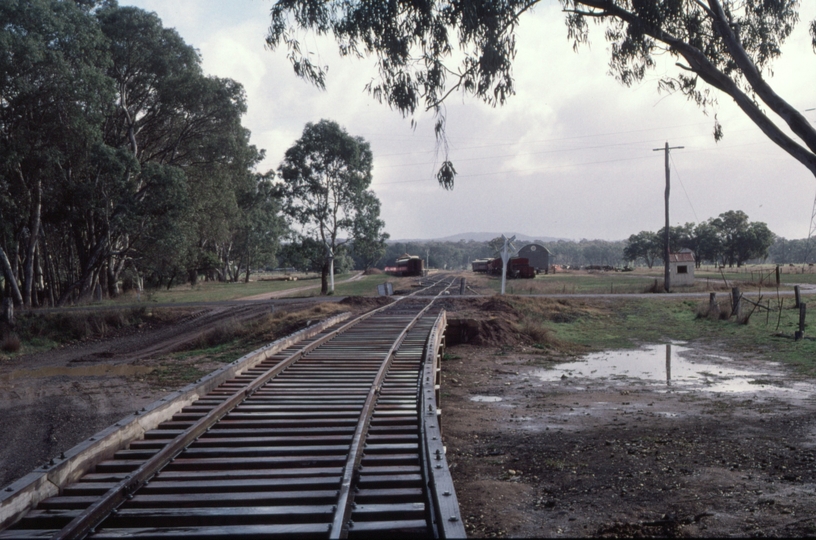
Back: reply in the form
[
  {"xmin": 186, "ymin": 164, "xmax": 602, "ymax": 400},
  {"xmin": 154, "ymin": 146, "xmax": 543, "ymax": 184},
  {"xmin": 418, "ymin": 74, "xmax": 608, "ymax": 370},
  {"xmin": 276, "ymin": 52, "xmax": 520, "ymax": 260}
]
[{"xmin": 668, "ymin": 252, "xmax": 695, "ymax": 263}]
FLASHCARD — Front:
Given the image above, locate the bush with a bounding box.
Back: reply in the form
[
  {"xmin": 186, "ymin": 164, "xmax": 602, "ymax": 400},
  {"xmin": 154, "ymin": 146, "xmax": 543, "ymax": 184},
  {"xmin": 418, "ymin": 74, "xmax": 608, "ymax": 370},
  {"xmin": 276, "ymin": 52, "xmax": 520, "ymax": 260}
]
[
  {"xmin": 516, "ymin": 316, "xmax": 559, "ymax": 347},
  {"xmin": 644, "ymin": 279, "xmax": 665, "ymax": 294},
  {"xmin": 695, "ymin": 301, "xmax": 731, "ymax": 321},
  {"xmin": 1, "ymin": 332, "xmax": 21, "ymax": 353}
]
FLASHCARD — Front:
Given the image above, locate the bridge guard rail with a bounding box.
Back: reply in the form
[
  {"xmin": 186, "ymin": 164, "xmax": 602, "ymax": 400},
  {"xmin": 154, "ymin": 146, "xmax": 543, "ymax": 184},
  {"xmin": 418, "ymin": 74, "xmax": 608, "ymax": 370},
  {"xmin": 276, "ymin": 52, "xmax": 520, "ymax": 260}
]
[{"xmin": 420, "ymin": 310, "xmax": 467, "ymax": 538}]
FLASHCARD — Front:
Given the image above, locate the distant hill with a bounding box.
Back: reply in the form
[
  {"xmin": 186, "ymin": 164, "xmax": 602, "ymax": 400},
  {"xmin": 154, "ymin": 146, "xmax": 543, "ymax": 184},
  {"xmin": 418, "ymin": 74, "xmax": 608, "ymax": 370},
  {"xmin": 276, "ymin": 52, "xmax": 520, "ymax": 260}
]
[{"xmin": 390, "ymin": 232, "xmax": 568, "ymax": 243}]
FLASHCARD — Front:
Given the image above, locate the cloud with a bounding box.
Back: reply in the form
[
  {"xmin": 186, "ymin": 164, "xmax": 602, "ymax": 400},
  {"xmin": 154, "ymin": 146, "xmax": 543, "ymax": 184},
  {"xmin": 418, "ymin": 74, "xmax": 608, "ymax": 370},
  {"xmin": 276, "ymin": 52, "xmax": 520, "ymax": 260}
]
[{"xmin": 120, "ymin": 0, "xmax": 816, "ymax": 241}]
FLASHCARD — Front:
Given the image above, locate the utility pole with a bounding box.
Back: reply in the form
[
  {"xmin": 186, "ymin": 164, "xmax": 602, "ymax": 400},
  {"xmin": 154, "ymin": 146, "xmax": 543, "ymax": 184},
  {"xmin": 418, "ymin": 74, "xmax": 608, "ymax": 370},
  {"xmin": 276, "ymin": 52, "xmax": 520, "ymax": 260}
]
[{"xmin": 653, "ymin": 142, "xmax": 683, "ymax": 293}]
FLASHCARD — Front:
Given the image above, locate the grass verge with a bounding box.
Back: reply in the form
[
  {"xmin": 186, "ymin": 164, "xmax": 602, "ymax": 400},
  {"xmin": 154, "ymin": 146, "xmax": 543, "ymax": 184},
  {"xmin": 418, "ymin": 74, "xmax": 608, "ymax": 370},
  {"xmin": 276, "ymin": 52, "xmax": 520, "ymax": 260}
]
[
  {"xmin": 502, "ymin": 295, "xmax": 816, "ymax": 372},
  {"xmin": 0, "ymin": 307, "xmax": 195, "ymax": 360},
  {"xmin": 146, "ymin": 303, "xmax": 348, "ymax": 386}
]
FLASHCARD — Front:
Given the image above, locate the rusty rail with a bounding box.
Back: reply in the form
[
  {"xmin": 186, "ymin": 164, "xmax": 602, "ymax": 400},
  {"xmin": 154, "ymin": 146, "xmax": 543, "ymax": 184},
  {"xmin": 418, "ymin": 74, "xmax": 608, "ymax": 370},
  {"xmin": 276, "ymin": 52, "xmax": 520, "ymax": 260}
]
[{"xmin": 1, "ymin": 275, "xmax": 465, "ymax": 539}]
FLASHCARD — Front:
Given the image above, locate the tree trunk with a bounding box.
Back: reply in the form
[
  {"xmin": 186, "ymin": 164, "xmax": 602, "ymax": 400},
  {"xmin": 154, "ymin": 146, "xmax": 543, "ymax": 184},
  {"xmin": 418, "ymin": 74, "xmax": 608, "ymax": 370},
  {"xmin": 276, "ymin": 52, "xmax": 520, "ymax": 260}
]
[
  {"xmin": 22, "ymin": 179, "xmax": 42, "ymax": 308},
  {"xmin": 41, "ymin": 235, "xmax": 57, "ymax": 307},
  {"xmin": 321, "ymin": 262, "xmax": 329, "ymax": 295},
  {"xmin": 57, "ymin": 236, "xmax": 108, "ymax": 306},
  {"xmin": 34, "ymin": 241, "xmax": 45, "ymax": 307},
  {"xmin": 107, "ymin": 257, "xmax": 124, "ymax": 298},
  {"xmin": 100, "ymin": 263, "xmax": 109, "ymax": 299},
  {"xmin": 2, "ymin": 298, "xmax": 13, "ymax": 326},
  {"xmin": 0, "ymin": 246, "xmax": 23, "ymax": 307}
]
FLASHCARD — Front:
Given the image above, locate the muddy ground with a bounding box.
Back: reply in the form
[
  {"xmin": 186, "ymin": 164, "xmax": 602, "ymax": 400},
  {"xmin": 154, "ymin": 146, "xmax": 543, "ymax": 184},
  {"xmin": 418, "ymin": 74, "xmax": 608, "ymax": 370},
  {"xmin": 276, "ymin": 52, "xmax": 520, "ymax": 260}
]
[
  {"xmin": 440, "ymin": 311, "xmax": 816, "ymax": 537},
  {"xmin": 0, "ymin": 298, "xmax": 347, "ymax": 488},
  {"xmin": 3, "ymin": 295, "xmax": 816, "ymax": 537}
]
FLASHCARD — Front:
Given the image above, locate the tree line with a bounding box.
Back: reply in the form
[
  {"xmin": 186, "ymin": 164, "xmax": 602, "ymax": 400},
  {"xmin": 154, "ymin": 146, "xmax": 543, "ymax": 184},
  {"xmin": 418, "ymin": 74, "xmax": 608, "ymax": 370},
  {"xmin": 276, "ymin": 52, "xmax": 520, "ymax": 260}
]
[
  {"xmin": 0, "ymin": 1, "xmax": 387, "ymax": 306},
  {"xmin": 623, "ymin": 211, "xmax": 776, "ymax": 268},
  {"xmin": 375, "ymin": 211, "xmax": 811, "ymax": 272},
  {"xmin": 376, "ymin": 239, "xmax": 627, "ymax": 271}
]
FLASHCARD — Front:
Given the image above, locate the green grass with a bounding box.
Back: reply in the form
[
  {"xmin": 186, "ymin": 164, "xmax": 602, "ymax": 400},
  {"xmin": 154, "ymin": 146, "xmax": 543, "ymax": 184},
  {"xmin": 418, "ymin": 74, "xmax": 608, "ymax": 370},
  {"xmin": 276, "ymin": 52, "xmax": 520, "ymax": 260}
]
[
  {"xmin": 483, "ymin": 272, "xmax": 675, "ymax": 295},
  {"xmin": 145, "ymin": 302, "xmax": 347, "ymax": 386},
  {"xmin": 331, "ymin": 274, "xmax": 395, "ymax": 296},
  {"xmin": 692, "ymin": 264, "xmax": 816, "ymax": 286},
  {"xmin": 1, "ymin": 307, "xmax": 176, "ymax": 360},
  {"xmin": 293, "ymin": 273, "xmax": 414, "ymax": 298},
  {"xmin": 141, "ymin": 274, "xmax": 329, "ymax": 303},
  {"xmin": 98, "ymin": 272, "xmax": 370, "ymax": 305},
  {"xmin": 477, "ymin": 264, "xmax": 816, "ymax": 296},
  {"xmin": 149, "ymin": 363, "xmax": 211, "ymax": 386},
  {"xmin": 513, "ymin": 295, "xmax": 816, "ymax": 372}
]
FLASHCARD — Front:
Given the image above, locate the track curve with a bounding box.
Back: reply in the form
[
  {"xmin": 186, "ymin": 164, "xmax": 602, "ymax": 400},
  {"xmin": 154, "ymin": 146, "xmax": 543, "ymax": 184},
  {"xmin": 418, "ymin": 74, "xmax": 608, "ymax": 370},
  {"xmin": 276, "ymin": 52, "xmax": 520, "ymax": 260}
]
[{"xmin": 1, "ymin": 276, "xmax": 465, "ymax": 539}]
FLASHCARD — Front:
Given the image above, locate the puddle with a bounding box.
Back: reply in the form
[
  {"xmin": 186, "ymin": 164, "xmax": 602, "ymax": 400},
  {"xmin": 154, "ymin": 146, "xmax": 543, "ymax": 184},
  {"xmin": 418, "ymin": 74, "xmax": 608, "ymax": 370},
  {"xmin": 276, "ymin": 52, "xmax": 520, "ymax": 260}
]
[
  {"xmin": 470, "ymin": 395, "xmax": 503, "ymax": 402},
  {"xmin": 534, "ymin": 343, "xmax": 814, "ymax": 395},
  {"xmin": 0, "ymin": 364, "xmax": 154, "ymax": 382}
]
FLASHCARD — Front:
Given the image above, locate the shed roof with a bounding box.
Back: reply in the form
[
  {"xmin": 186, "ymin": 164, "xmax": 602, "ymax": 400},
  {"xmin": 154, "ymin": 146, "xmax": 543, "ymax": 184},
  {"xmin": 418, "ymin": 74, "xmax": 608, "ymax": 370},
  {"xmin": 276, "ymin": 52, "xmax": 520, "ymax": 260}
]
[
  {"xmin": 668, "ymin": 252, "xmax": 695, "ymax": 263},
  {"xmin": 519, "ymin": 244, "xmax": 550, "ymax": 254}
]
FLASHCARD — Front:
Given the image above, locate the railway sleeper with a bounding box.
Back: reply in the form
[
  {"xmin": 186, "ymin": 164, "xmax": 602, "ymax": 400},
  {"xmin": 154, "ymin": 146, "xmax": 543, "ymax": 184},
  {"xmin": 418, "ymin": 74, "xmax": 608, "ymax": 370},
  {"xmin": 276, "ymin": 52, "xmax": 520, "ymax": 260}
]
[
  {"xmin": 15, "ymin": 505, "xmax": 337, "ymax": 530},
  {"xmin": 1, "ymin": 280, "xmax": 463, "ymax": 539}
]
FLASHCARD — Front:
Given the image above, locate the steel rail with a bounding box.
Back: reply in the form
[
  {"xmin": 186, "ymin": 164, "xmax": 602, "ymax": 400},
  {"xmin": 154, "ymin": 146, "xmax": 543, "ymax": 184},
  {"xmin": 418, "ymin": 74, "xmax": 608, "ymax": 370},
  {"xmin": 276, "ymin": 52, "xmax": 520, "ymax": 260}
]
[
  {"xmin": 42, "ymin": 276, "xmax": 455, "ymax": 539},
  {"xmin": 329, "ymin": 279, "xmax": 454, "ymax": 538}
]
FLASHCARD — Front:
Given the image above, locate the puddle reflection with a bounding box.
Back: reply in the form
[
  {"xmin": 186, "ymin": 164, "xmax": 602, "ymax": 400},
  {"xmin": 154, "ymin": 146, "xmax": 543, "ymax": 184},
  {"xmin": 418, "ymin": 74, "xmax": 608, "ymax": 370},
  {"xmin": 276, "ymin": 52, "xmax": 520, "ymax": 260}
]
[{"xmin": 535, "ymin": 343, "xmax": 802, "ymax": 394}]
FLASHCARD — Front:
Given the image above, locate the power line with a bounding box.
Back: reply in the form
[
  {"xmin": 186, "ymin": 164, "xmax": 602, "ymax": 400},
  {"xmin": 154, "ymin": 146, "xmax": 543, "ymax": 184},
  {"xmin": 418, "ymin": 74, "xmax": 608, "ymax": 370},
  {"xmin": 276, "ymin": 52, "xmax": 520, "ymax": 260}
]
[
  {"xmin": 669, "ymin": 152, "xmax": 698, "ymax": 223},
  {"xmin": 371, "ymin": 120, "xmax": 721, "ymax": 158},
  {"xmin": 374, "ymin": 127, "xmax": 778, "ymax": 170},
  {"xmin": 374, "ymin": 154, "xmax": 658, "ymax": 185},
  {"xmin": 373, "ymin": 138, "xmax": 779, "ymax": 185}
]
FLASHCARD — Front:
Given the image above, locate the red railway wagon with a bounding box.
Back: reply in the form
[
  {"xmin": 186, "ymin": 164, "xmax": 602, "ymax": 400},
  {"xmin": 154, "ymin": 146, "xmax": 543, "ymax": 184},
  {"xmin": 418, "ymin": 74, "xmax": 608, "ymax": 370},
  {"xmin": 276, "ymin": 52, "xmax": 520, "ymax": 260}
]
[
  {"xmin": 471, "ymin": 259, "xmax": 491, "ymax": 273},
  {"xmin": 390, "ymin": 255, "xmax": 424, "ymax": 276},
  {"xmin": 485, "ymin": 257, "xmax": 535, "ymax": 279}
]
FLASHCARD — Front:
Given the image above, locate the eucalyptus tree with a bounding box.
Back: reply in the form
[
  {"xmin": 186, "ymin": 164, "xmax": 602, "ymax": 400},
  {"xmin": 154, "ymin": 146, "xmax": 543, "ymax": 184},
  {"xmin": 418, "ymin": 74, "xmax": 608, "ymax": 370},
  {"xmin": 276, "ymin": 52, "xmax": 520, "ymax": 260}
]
[
  {"xmin": 1, "ymin": 2, "xmax": 284, "ymax": 305},
  {"xmin": 277, "ymin": 120, "xmax": 376, "ymax": 294},
  {"xmin": 57, "ymin": 5, "xmax": 272, "ymax": 300},
  {"xmin": 267, "ymin": 1, "xmax": 816, "ymax": 187},
  {"xmin": 230, "ymin": 170, "xmax": 287, "ymax": 283},
  {"xmin": 0, "ymin": 0, "xmax": 112, "ymax": 306},
  {"xmin": 350, "ymin": 192, "xmax": 389, "ymax": 271},
  {"xmin": 711, "ymin": 210, "xmax": 774, "ymax": 267},
  {"xmin": 86, "ymin": 6, "xmax": 247, "ymax": 298},
  {"xmin": 693, "ymin": 221, "xmax": 723, "ymax": 266},
  {"xmin": 278, "ymin": 236, "xmax": 326, "ymax": 274},
  {"xmin": 623, "ymin": 231, "xmax": 661, "ymax": 268}
]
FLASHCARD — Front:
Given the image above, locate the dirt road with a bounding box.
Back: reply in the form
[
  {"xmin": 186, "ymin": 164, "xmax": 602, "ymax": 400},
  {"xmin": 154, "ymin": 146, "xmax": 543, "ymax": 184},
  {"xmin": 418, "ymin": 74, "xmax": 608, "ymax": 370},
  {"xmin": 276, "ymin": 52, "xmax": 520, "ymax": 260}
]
[{"xmin": 238, "ymin": 271, "xmax": 364, "ymax": 301}]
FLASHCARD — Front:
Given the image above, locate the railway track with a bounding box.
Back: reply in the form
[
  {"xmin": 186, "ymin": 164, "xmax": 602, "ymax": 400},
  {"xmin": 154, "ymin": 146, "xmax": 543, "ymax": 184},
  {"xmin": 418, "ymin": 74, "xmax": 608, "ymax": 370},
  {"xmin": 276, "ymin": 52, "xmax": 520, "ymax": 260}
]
[{"xmin": 1, "ymin": 276, "xmax": 465, "ymax": 539}]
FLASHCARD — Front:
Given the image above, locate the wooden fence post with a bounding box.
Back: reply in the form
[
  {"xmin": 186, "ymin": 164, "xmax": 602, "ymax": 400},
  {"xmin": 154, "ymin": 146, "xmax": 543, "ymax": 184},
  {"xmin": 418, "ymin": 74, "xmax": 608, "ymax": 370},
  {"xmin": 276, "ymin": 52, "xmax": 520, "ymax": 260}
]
[
  {"xmin": 459, "ymin": 277, "xmax": 466, "ymax": 295},
  {"xmin": 795, "ymin": 285, "xmax": 801, "ymax": 308},
  {"xmin": 796, "ymin": 303, "xmax": 806, "ymax": 341},
  {"xmin": 776, "ymin": 265, "xmax": 781, "ymax": 286},
  {"xmin": 731, "ymin": 287, "xmax": 741, "ymax": 319}
]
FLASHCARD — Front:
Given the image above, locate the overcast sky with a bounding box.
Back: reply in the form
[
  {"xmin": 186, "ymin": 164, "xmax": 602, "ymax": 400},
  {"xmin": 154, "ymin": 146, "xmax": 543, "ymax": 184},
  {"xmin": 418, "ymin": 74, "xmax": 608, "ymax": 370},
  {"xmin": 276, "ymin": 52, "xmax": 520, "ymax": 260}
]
[{"xmin": 121, "ymin": 0, "xmax": 816, "ymax": 242}]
